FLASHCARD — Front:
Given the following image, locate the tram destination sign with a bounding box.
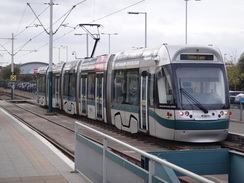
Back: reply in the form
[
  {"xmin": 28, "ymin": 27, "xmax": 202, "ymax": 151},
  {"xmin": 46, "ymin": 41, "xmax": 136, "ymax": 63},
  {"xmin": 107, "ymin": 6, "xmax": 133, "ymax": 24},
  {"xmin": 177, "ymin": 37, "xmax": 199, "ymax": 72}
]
[{"xmin": 180, "ymin": 54, "xmax": 214, "ymax": 61}]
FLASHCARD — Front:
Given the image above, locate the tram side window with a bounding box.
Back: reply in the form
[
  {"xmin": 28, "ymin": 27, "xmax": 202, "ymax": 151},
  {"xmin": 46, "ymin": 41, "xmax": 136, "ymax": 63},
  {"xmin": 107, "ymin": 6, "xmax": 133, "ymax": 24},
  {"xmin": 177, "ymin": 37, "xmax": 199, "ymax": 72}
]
[
  {"xmin": 64, "ymin": 74, "xmax": 68, "ymax": 96},
  {"xmin": 71, "ymin": 75, "xmax": 76, "ymax": 98},
  {"xmin": 157, "ymin": 69, "xmax": 173, "ymax": 104},
  {"xmin": 113, "ymin": 69, "xmax": 139, "ymax": 105},
  {"xmin": 88, "ymin": 73, "xmax": 95, "ymax": 100},
  {"xmin": 149, "ymin": 74, "xmax": 155, "ymax": 106},
  {"xmin": 80, "ymin": 75, "xmax": 87, "ymax": 98},
  {"xmin": 113, "ymin": 70, "xmax": 125, "ymax": 103},
  {"xmin": 37, "ymin": 75, "xmax": 45, "ymax": 93},
  {"xmin": 126, "ymin": 69, "xmax": 139, "ymax": 105},
  {"xmin": 64, "ymin": 73, "xmax": 76, "ymax": 98},
  {"xmin": 52, "ymin": 76, "xmax": 55, "ymax": 94}
]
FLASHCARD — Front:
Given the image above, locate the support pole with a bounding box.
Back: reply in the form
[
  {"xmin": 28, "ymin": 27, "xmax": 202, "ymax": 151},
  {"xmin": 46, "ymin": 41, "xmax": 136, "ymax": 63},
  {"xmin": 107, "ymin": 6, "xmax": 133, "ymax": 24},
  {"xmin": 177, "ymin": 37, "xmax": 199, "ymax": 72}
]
[
  {"xmin": 11, "ymin": 33, "xmax": 14, "ymax": 100},
  {"xmin": 48, "ymin": 0, "xmax": 53, "ymax": 113},
  {"xmin": 185, "ymin": 0, "xmax": 188, "ymax": 45},
  {"xmin": 103, "ymin": 137, "xmax": 107, "ymax": 183},
  {"xmin": 240, "ymin": 98, "xmax": 243, "ymax": 121}
]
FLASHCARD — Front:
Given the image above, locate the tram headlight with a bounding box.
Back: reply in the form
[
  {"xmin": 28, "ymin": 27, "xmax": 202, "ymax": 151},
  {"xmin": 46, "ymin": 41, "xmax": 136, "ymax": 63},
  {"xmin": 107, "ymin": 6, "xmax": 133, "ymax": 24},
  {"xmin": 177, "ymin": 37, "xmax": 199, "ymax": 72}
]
[
  {"xmin": 179, "ymin": 111, "xmax": 184, "ymax": 116},
  {"xmin": 178, "ymin": 111, "xmax": 191, "ymax": 117},
  {"xmin": 220, "ymin": 111, "xmax": 228, "ymax": 116},
  {"xmin": 220, "ymin": 111, "xmax": 224, "ymax": 116}
]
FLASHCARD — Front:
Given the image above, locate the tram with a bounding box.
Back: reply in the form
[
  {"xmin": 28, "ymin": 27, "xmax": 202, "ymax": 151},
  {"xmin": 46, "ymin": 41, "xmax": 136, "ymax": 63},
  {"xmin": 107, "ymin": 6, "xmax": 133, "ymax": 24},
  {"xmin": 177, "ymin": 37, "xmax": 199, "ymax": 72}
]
[{"xmin": 36, "ymin": 45, "xmax": 230, "ymax": 142}]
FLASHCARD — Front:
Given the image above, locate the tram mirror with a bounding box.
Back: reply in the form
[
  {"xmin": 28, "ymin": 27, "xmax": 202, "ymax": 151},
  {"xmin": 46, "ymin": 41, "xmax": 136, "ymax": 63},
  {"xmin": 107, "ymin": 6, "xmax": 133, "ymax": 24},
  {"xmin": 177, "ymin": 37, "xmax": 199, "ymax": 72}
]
[{"xmin": 141, "ymin": 71, "xmax": 148, "ymax": 76}]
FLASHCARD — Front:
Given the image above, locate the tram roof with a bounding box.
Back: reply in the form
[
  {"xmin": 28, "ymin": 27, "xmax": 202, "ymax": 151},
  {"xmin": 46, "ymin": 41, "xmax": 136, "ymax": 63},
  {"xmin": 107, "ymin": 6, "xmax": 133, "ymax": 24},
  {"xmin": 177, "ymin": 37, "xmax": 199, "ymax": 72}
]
[{"xmin": 113, "ymin": 44, "xmax": 223, "ymax": 64}]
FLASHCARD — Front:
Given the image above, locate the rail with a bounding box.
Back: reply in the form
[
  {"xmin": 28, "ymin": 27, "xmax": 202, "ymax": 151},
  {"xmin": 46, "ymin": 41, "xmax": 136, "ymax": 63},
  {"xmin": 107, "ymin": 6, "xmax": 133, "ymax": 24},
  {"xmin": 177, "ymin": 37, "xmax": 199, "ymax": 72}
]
[{"xmin": 75, "ymin": 121, "xmax": 214, "ymax": 183}]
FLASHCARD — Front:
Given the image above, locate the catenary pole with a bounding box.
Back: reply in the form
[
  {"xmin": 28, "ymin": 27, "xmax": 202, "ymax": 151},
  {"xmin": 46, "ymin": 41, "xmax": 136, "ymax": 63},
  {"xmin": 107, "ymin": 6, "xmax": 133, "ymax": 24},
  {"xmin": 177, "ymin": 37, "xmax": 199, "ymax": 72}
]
[
  {"xmin": 48, "ymin": 0, "xmax": 53, "ymax": 113},
  {"xmin": 11, "ymin": 33, "xmax": 14, "ymax": 100}
]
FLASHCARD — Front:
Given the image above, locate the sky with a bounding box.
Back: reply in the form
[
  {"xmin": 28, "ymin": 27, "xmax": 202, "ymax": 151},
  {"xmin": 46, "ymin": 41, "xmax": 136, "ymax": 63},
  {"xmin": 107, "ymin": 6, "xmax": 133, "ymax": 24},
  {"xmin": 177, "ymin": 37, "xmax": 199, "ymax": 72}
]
[{"xmin": 0, "ymin": 0, "xmax": 244, "ymax": 66}]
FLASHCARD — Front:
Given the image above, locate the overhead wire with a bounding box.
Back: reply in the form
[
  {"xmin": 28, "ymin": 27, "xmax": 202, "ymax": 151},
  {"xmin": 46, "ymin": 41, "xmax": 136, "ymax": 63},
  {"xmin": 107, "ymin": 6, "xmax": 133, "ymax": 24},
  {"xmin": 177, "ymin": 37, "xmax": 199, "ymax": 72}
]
[
  {"xmin": 15, "ymin": 1, "xmax": 86, "ymax": 60},
  {"xmin": 50, "ymin": 0, "xmax": 146, "ymax": 44},
  {"xmin": 16, "ymin": 3, "xmax": 50, "ymax": 37},
  {"xmin": 16, "ymin": 0, "xmax": 145, "ymax": 60},
  {"xmin": 0, "ymin": 2, "xmax": 49, "ymax": 63},
  {"xmin": 15, "ymin": 2, "xmax": 80, "ymax": 56},
  {"xmin": 92, "ymin": 0, "xmax": 145, "ymax": 22},
  {"xmin": 15, "ymin": 4, "xmax": 28, "ymax": 37}
]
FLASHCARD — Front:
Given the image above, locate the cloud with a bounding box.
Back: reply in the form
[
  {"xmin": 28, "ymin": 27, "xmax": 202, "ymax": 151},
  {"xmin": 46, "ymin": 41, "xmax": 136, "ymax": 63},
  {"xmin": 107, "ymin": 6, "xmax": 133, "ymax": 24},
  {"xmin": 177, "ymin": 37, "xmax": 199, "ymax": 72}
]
[{"xmin": 0, "ymin": 0, "xmax": 244, "ymax": 65}]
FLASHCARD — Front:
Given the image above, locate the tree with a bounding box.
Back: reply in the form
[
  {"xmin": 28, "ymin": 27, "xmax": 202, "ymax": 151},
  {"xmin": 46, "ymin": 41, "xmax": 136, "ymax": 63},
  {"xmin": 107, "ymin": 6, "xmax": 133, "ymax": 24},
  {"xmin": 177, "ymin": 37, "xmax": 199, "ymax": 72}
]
[
  {"xmin": 237, "ymin": 53, "xmax": 244, "ymax": 73},
  {"xmin": 226, "ymin": 61, "xmax": 239, "ymax": 90},
  {"xmin": 19, "ymin": 74, "xmax": 33, "ymax": 82},
  {"xmin": 236, "ymin": 53, "xmax": 244, "ymax": 90},
  {"xmin": 1, "ymin": 64, "xmax": 20, "ymax": 80},
  {"xmin": 232, "ymin": 53, "xmax": 244, "ymax": 91}
]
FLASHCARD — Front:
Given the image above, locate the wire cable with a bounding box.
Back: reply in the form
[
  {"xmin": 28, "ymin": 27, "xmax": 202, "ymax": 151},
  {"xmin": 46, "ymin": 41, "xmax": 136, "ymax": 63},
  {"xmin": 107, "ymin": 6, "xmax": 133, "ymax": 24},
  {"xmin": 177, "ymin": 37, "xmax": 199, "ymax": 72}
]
[
  {"xmin": 15, "ymin": 0, "xmax": 145, "ymax": 60},
  {"xmin": 92, "ymin": 0, "xmax": 145, "ymax": 22},
  {"xmin": 15, "ymin": 4, "xmax": 28, "ymax": 36}
]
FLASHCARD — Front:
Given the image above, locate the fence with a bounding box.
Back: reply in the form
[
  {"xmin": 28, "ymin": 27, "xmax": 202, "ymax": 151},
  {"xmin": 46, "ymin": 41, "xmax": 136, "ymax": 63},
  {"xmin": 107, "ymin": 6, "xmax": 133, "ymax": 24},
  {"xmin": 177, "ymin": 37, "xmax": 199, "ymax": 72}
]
[{"xmin": 74, "ymin": 121, "xmax": 214, "ymax": 183}]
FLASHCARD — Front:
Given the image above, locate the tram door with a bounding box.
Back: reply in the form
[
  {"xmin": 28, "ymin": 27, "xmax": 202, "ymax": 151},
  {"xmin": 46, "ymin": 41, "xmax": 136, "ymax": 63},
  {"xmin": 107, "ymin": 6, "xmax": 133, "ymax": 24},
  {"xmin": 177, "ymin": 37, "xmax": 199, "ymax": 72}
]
[
  {"xmin": 95, "ymin": 73, "xmax": 104, "ymax": 120},
  {"xmin": 53, "ymin": 75, "xmax": 60, "ymax": 108},
  {"xmin": 140, "ymin": 71, "xmax": 149, "ymax": 131},
  {"xmin": 80, "ymin": 74, "xmax": 87, "ymax": 116}
]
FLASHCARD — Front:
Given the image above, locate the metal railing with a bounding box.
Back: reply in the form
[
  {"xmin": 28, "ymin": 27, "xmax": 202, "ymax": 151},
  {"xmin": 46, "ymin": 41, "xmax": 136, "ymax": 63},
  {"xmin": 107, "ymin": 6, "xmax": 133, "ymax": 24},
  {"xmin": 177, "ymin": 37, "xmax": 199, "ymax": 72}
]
[{"xmin": 74, "ymin": 121, "xmax": 214, "ymax": 183}]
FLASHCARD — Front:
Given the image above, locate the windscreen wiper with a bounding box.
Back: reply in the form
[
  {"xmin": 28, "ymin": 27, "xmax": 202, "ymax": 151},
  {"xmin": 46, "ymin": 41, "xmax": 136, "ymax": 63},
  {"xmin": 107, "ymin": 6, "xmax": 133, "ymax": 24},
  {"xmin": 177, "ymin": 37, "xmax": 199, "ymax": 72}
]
[{"xmin": 180, "ymin": 88, "xmax": 209, "ymax": 114}]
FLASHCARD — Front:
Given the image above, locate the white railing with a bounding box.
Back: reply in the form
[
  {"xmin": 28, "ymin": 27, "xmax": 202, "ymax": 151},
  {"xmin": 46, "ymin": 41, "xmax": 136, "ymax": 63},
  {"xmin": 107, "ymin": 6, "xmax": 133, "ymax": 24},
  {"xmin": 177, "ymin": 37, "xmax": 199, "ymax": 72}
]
[{"xmin": 75, "ymin": 121, "xmax": 214, "ymax": 183}]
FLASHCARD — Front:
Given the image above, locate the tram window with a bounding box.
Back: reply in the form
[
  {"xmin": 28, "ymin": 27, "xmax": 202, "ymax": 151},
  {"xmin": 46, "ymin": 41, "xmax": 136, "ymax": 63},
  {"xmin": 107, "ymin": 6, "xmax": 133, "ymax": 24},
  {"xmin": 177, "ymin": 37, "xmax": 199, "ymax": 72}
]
[
  {"xmin": 149, "ymin": 74, "xmax": 155, "ymax": 106},
  {"xmin": 37, "ymin": 75, "xmax": 45, "ymax": 93},
  {"xmin": 52, "ymin": 77, "xmax": 55, "ymax": 94},
  {"xmin": 88, "ymin": 73, "xmax": 95, "ymax": 100},
  {"xmin": 64, "ymin": 73, "xmax": 75, "ymax": 98},
  {"xmin": 177, "ymin": 67, "xmax": 225, "ymax": 104},
  {"xmin": 64, "ymin": 74, "xmax": 69, "ymax": 96},
  {"xmin": 126, "ymin": 69, "xmax": 139, "ymax": 105},
  {"xmin": 70, "ymin": 76, "xmax": 76, "ymax": 97},
  {"xmin": 157, "ymin": 69, "xmax": 173, "ymax": 104},
  {"xmin": 96, "ymin": 74, "xmax": 103, "ymax": 98},
  {"xmin": 113, "ymin": 70, "xmax": 125, "ymax": 103},
  {"xmin": 80, "ymin": 75, "xmax": 87, "ymax": 97},
  {"xmin": 113, "ymin": 69, "xmax": 139, "ymax": 105}
]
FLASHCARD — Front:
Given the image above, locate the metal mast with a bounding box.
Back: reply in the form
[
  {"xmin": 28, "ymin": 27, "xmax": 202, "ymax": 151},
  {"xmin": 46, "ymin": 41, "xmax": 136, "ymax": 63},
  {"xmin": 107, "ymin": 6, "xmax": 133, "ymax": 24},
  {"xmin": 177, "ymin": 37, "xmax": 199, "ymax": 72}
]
[{"xmin": 48, "ymin": 0, "xmax": 53, "ymax": 113}]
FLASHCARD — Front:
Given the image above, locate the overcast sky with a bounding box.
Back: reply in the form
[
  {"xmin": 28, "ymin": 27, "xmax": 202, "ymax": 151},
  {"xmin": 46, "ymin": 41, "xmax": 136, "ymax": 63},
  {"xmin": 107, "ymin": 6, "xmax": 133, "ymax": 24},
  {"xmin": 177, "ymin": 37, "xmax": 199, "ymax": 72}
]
[{"xmin": 0, "ymin": 0, "xmax": 243, "ymax": 65}]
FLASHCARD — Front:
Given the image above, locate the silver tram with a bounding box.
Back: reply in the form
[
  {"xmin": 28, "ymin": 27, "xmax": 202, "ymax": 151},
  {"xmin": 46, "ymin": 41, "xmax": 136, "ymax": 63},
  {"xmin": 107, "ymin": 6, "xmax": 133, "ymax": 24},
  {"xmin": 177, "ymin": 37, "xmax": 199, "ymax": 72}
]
[{"xmin": 36, "ymin": 45, "xmax": 230, "ymax": 142}]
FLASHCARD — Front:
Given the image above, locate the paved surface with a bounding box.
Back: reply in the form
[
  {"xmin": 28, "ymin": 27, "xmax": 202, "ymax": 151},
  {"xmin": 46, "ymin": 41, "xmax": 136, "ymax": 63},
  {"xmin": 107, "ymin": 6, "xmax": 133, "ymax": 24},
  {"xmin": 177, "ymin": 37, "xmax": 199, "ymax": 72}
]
[
  {"xmin": 0, "ymin": 107, "xmax": 91, "ymax": 183},
  {"xmin": 0, "ymin": 88, "xmax": 243, "ymax": 183},
  {"xmin": 229, "ymin": 119, "xmax": 244, "ymax": 134},
  {"xmin": 229, "ymin": 104, "xmax": 244, "ymax": 135}
]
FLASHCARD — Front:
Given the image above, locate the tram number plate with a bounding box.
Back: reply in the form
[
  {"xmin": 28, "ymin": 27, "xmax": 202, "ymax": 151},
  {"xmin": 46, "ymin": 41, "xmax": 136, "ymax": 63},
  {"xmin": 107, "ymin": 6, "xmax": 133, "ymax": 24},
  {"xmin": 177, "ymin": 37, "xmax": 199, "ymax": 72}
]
[{"xmin": 201, "ymin": 114, "xmax": 210, "ymax": 117}]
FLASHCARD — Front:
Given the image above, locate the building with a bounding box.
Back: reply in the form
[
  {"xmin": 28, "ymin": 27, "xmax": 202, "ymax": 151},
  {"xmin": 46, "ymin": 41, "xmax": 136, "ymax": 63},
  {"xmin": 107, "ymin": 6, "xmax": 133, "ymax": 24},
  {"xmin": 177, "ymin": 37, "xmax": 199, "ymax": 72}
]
[{"xmin": 19, "ymin": 62, "xmax": 48, "ymax": 75}]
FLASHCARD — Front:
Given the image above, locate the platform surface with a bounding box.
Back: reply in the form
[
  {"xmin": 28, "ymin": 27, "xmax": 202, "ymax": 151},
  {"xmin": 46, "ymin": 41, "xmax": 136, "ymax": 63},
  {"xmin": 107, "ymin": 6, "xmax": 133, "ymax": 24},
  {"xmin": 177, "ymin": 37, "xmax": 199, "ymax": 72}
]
[{"xmin": 0, "ymin": 107, "xmax": 91, "ymax": 183}]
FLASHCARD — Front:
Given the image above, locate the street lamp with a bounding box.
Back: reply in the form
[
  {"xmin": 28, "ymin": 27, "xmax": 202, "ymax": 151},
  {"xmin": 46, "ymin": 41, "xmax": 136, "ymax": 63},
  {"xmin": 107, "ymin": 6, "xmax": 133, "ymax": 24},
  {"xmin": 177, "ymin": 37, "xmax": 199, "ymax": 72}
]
[
  {"xmin": 128, "ymin": 11, "xmax": 147, "ymax": 48},
  {"xmin": 101, "ymin": 33, "xmax": 118, "ymax": 54},
  {"xmin": 185, "ymin": 0, "xmax": 201, "ymax": 44},
  {"xmin": 60, "ymin": 45, "xmax": 68, "ymax": 62}
]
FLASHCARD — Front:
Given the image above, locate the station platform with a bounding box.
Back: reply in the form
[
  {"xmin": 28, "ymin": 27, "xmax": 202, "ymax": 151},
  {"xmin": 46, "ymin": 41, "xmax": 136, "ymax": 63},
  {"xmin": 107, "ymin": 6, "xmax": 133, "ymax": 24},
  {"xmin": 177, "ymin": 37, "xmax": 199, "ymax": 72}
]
[{"xmin": 0, "ymin": 107, "xmax": 91, "ymax": 183}]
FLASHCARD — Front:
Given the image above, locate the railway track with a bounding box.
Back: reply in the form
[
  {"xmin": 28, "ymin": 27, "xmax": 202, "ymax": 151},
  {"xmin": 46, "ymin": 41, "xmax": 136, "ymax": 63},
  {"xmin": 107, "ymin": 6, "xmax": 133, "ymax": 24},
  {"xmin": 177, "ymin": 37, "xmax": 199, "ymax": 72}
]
[
  {"xmin": 0, "ymin": 89, "xmax": 34, "ymax": 100},
  {"xmin": 0, "ymin": 100, "xmax": 167, "ymax": 163},
  {"xmin": 2, "ymin": 88, "xmax": 244, "ymax": 183},
  {"xmin": 1, "ymin": 88, "xmax": 244, "ymax": 169},
  {"xmin": 1, "ymin": 88, "xmax": 244, "ymax": 150}
]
